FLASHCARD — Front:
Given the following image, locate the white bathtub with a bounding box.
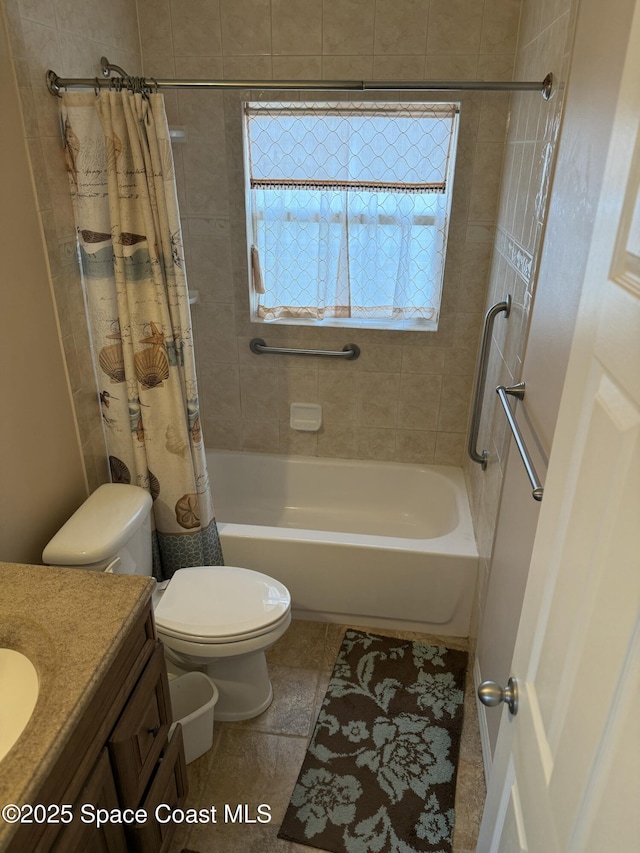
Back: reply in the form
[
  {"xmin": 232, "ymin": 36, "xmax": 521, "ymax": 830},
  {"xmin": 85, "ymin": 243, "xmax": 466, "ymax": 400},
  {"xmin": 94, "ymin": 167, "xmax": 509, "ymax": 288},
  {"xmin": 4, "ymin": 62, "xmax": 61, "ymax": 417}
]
[{"xmin": 207, "ymin": 450, "xmax": 478, "ymax": 636}]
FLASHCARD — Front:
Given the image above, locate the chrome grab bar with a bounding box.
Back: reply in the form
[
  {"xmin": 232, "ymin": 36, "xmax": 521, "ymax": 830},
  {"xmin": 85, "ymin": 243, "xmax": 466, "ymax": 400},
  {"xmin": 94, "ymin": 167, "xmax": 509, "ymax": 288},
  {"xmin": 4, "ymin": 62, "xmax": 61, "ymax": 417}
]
[
  {"xmin": 250, "ymin": 338, "xmax": 360, "ymax": 360},
  {"xmin": 467, "ymin": 296, "xmax": 511, "ymax": 468},
  {"xmin": 496, "ymin": 383, "xmax": 544, "ymax": 501}
]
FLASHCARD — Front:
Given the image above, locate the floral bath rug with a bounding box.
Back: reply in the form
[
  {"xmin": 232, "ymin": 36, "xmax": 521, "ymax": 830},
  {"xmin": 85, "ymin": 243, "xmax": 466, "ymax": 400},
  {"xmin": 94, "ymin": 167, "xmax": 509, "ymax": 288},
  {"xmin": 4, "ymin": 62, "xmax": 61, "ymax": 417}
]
[{"xmin": 278, "ymin": 630, "xmax": 468, "ymax": 853}]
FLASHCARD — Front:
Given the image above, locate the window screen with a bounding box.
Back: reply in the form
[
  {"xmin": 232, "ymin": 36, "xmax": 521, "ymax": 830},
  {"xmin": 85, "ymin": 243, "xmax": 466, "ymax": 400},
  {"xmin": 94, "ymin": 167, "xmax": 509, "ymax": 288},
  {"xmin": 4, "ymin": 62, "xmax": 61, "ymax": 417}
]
[{"xmin": 244, "ymin": 101, "xmax": 459, "ymax": 330}]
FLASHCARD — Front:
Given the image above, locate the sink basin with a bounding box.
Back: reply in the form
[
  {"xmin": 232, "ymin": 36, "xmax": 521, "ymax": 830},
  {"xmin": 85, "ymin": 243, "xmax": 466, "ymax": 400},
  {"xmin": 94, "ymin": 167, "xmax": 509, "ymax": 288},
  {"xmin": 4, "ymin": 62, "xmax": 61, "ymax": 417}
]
[{"xmin": 0, "ymin": 649, "xmax": 39, "ymax": 762}]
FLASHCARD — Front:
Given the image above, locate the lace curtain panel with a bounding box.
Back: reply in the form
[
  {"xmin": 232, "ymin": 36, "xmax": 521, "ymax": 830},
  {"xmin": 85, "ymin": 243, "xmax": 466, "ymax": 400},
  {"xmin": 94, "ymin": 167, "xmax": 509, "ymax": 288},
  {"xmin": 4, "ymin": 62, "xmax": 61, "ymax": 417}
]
[{"xmin": 244, "ymin": 102, "xmax": 459, "ymax": 327}]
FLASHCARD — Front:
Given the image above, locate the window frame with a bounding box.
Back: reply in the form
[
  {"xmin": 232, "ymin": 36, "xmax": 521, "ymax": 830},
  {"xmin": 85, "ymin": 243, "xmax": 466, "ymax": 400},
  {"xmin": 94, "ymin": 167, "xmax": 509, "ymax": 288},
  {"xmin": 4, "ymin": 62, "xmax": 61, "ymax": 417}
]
[{"xmin": 242, "ymin": 99, "xmax": 460, "ymax": 333}]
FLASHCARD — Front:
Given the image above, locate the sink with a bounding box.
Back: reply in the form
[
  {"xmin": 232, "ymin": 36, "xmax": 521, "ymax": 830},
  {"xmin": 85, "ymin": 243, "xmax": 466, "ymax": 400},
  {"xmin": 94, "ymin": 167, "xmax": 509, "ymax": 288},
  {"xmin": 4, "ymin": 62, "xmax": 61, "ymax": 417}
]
[{"xmin": 0, "ymin": 649, "xmax": 39, "ymax": 762}]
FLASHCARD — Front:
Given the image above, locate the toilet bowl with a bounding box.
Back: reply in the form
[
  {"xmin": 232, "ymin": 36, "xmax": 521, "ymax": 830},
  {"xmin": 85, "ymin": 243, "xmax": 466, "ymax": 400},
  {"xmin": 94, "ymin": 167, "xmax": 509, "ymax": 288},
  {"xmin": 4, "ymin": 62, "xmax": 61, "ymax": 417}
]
[
  {"xmin": 153, "ymin": 565, "xmax": 291, "ymax": 720},
  {"xmin": 42, "ymin": 483, "xmax": 291, "ymax": 721}
]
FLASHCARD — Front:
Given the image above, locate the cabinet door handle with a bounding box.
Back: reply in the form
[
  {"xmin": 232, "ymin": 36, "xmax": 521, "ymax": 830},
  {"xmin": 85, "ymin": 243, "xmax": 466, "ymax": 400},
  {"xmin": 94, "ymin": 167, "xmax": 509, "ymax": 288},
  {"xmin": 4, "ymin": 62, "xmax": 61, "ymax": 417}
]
[{"xmin": 147, "ymin": 725, "xmax": 160, "ymax": 737}]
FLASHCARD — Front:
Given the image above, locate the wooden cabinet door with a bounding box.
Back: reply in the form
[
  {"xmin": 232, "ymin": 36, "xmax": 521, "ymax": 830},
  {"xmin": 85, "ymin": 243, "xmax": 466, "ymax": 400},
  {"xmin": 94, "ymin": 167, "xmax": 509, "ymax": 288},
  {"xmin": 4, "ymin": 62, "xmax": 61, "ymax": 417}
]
[
  {"xmin": 109, "ymin": 642, "xmax": 172, "ymax": 808},
  {"xmin": 52, "ymin": 750, "xmax": 126, "ymax": 853},
  {"xmin": 129, "ymin": 726, "xmax": 188, "ymax": 853}
]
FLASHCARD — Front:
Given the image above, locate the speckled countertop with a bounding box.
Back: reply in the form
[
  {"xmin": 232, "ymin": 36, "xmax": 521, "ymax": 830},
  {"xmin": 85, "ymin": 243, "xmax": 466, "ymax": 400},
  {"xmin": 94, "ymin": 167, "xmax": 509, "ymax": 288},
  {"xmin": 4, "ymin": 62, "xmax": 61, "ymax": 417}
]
[{"xmin": 0, "ymin": 562, "xmax": 155, "ymax": 847}]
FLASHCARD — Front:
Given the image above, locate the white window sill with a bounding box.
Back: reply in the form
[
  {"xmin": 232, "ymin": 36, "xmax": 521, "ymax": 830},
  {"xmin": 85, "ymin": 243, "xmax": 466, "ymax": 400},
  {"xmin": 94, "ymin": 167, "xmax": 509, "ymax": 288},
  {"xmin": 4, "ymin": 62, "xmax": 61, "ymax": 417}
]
[{"xmin": 251, "ymin": 316, "xmax": 439, "ymax": 333}]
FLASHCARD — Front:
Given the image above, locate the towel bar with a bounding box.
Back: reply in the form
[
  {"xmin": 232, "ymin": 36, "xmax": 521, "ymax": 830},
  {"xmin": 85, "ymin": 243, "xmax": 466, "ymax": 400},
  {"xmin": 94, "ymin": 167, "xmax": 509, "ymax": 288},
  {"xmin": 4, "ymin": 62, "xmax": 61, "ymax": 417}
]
[{"xmin": 496, "ymin": 383, "xmax": 544, "ymax": 501}]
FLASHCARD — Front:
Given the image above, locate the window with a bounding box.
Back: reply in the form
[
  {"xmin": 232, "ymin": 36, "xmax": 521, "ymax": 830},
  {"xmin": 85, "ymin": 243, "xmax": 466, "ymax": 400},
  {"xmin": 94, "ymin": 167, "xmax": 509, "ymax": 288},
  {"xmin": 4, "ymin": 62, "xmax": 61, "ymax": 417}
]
[{"xmin": 243, "ymin": 101, "xmax": 459, "ymax": 331}]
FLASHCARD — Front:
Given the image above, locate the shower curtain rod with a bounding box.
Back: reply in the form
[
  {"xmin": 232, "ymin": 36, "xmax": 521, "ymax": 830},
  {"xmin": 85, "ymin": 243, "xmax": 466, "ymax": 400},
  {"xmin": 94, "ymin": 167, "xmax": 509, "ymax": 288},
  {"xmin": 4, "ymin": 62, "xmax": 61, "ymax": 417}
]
[{"xmin": 46, "ymin": 66, "xmax": 554, "ymax": 100}]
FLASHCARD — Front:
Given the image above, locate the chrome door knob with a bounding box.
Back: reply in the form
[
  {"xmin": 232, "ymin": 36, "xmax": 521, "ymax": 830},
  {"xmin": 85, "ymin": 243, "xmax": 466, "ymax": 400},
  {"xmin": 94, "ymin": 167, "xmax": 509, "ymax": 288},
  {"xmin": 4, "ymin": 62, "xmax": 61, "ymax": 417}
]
[{"xmin": 477, "ymin": 676, "xmax": 518, "ymax": 715}]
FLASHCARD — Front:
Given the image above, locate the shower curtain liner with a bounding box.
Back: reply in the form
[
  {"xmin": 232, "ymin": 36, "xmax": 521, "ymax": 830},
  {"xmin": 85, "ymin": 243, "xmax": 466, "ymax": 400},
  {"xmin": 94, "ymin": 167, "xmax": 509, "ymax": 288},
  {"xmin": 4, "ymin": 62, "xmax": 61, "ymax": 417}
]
[{"xmin": 61, "ymin": 90, "xmax": 224, "ymax": 581}]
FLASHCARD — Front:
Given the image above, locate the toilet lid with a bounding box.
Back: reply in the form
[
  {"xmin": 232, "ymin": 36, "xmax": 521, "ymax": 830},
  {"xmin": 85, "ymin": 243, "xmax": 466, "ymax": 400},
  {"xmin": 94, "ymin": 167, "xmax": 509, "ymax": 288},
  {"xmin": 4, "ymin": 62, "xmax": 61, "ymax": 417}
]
[{"xmin": 153, "ymin": 566, "xmax": 291, "ymax": 642}]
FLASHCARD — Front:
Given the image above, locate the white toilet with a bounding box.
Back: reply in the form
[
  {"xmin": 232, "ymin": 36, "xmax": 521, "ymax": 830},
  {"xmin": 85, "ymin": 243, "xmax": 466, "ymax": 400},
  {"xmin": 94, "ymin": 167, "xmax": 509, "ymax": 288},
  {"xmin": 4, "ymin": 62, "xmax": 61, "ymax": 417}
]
[{"xmin": 43, "ymin": 483, "xmax": 291, "ymax": 721}]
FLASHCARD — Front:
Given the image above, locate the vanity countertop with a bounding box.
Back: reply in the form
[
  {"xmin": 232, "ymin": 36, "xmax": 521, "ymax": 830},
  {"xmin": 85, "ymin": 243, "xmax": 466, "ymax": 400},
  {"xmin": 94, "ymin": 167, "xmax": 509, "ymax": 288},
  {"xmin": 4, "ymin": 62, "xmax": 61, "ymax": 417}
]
[{"xmin": 0, "ymin": 562, "xmax": 155, "ymax": 847}]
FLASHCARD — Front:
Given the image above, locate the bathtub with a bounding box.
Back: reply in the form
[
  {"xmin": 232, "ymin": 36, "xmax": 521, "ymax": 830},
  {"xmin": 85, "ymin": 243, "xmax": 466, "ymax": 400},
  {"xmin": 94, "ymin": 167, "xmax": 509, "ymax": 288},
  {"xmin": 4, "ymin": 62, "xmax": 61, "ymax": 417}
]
[{"xmin": 207, "ymin": 450, "xmax": 478, "ymax": 636}]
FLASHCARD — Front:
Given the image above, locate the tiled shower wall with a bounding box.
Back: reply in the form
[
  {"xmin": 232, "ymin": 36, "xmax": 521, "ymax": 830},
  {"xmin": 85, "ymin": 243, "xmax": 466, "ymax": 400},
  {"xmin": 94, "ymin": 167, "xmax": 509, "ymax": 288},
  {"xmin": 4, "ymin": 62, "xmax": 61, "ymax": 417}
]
[
  {"xmin": 4, "ymin": 0, "xmax": 522, "ymax": 479},
  {"xmin": 1, "ymin": 0, "xmax": 143, "ymax": 491},
  {"xmin": 138, "ymin": 0, "xmax": 522, "ymax": 465},
  {"xmin": 464, "ymin": 0, "xmax": 579, "ymax": 622}
]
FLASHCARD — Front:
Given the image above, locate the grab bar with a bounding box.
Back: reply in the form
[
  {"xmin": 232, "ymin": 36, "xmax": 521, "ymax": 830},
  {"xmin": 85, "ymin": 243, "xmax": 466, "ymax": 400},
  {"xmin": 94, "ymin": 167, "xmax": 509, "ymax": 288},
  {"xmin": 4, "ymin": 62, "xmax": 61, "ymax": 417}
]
[
  {"xmin": 467, "ymin": 296, "xmax": 511, "ymax": 468},
  {"xmin": 496, "ymin": 383, "xmax": 544, "ymax": 501},
  {"xmin": 250, "ymin": 338, "xmax": 360, "ymax": 360}
]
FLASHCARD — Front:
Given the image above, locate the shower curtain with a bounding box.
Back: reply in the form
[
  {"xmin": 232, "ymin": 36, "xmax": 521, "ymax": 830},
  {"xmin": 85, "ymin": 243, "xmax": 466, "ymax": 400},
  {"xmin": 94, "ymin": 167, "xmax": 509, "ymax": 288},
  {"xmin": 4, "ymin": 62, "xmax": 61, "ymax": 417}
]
[{"xmin": 61, "ymin": 90, "xmax": 223, "ymax": 581}]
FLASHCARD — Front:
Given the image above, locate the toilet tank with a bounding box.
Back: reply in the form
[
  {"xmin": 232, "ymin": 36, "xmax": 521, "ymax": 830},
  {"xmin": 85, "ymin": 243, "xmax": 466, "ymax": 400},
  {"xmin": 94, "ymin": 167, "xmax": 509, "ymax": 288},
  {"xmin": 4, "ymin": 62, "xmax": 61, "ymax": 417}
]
[{"xmin": 43, "ymin": 483, "xmax": 154, "ymax": 576}]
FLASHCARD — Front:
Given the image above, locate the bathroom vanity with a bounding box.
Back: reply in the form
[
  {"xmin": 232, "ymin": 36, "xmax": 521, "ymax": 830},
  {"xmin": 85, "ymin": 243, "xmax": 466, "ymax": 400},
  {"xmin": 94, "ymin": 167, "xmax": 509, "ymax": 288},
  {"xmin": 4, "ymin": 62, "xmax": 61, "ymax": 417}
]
[{"xmin": 0, "ymin": 563, "xmax": 187, "ymax": 852}]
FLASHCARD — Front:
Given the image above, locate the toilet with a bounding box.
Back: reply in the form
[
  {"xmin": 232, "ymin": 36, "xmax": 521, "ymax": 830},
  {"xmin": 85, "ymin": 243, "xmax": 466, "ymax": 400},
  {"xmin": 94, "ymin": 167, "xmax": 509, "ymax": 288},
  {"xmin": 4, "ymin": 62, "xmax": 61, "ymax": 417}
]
[{"xmin": 42, "ymin": 483, "xmax": 291, "ymax": 721}]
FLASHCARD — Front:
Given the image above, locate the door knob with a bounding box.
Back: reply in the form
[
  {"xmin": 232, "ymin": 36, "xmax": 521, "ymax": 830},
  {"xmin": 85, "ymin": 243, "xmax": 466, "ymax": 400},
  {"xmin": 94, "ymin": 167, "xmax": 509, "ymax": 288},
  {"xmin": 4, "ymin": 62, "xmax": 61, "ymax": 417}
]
[{"xmin": 477, "ymin": 676, "xmax": 518, "ymax": 715}]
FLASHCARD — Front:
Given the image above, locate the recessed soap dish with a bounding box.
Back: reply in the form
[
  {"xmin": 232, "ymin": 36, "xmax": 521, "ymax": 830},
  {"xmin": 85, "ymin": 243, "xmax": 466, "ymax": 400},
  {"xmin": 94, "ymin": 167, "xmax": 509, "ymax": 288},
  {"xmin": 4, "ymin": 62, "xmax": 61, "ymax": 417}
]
[{"xmin": 290, "ymin": 402, "xmax": 322, "ymax": 432}]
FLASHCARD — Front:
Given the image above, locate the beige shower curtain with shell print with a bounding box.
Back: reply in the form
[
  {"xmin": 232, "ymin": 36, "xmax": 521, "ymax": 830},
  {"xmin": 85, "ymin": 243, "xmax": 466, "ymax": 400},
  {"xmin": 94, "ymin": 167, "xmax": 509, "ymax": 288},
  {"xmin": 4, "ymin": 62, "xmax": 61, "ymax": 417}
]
[{"xmin": 61, "ymin": 91, "xmax": 224, "ymax": 581}]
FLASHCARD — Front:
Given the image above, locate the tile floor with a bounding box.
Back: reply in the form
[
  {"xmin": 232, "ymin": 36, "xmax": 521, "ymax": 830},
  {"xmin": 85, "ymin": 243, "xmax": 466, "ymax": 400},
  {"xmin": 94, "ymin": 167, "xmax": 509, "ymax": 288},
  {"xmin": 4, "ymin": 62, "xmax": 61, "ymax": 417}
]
[{"xmin": 168, "ymin": 620, "xmax": 485, "ymax": 853}]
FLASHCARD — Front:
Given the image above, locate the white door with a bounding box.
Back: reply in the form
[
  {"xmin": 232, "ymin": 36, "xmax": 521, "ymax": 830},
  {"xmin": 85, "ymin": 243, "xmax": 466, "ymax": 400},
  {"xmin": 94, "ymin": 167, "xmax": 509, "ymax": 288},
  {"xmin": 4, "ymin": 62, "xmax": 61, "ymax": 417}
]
[{"xmin": 477, "ymin": 2, "xmax": 640, "ymax": 850}]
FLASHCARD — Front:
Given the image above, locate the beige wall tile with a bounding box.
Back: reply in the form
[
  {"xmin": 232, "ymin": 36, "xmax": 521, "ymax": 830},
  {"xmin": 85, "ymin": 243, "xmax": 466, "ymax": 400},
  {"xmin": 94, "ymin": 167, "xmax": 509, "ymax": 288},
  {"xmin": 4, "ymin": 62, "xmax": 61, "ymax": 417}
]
[
  {"xmin": 187, "ymin": 233, "xmax": 234, "ymax": 303},
  {"xmin": 198, "ymin": 361, "xmax": 242, "ymax": 421},
  {"xmin": 278, "ymin": 367, "xmax": 320, "ymax": 420},
  {"xmin": 438, "ymin": 374, "xmax": 473, "ymax": 432},
  {"xmin": 356, "ymin": 426, "xmax": 396, "ymax": 460},
  {"xmin": 318, "ymin": 370, "xmax": 358, "ymax": 424},
  {"xmin": 174, "ymin": 56, "xmax": 224, "ymax": 78},
  {"xmin": 373, "ymin": 0, "xmax": 430, "ymax": 55},
  {"xmin": 279, "ymin": 423, "xmax": 318, "ymax": 455},
  {"xmin": 323, "ymin": 0, "xmax": 375, "ymax": 56},
  {"xmin": 138, "ymin": 0, "xmax": 174, "ymax": 65},
  {"xmin": 194, "ymin": 301, "xmax": 238, "ymax": 364},
  {"xmin": 272, "ymin": 0, "xmax": 322, "ymax": 56},
  {"xmin": 428, "ymin": 0, "xmax": 484, "ymax": 55},
  {"xmin": 459, "ymin": 243, "xmax": 494, "ymax": 312},
  {"xmin": 478, "ymin": 92, "xmax": 510, "ymax": 142},
  {"xmin": 480, "ymin": 0, "xmax": 521, "ymax": 54},
  {"xmin": 434, "ymin": 430, "xmax": 465, "ymax": 464},
  {"xmin": 182, "ymin": 141, "xmax": 230, "ymax": 215},
  {"xmin": 219, "ymin": 0, "xmax": 271, "ymax": 55},
  {"xmin": 425, "ymin": 54, "xmax": 478, "ymax": 80},
  {"xmin": 356, "ymin": 343, "xmax": 403, "ymax": 373},
  {"xmin": 468, "ymin": 141, "xmax": 505, "ymax": 222},
  {"xmin": 239, "ymin": 363, "xmax": 280, "ymax": 420},
  {"xmin": 202, "ymin": 416, "xmax": 242, "ymax": 450},
  {"xmin": 372, "ymin": 55, "xmax": 426, "ymax": 80},
  {"xmin": 322, "ymin": 55, "xmax": 374, "ymax": 79},
  {"xmin": 317, "ymin": 422, "xmax": 358, "ymax": 458},
  {"xmin": 21, "ymin": 18, "xmax": 60, "ymax": 82},
  {"xmin": 222, "ymin": 54, "xmax": 272, "ymax": 79},
  {"xmin": 170, "ymin": 0, "xmax": 222, "ymax": 56},
  {"xmin": 395, "ymin": 429, "xmax": 437, "ymax": 463},
  {"xmin": 357, "ymin": 372, "xmax": 400, "ymax": 428},
  {"xmin": 401, "ymin": 346, "xmax": 447, "ymax": 374},
  {"xmin": 397, "ymin": 372, "xmax": 443, "ymax": 430},
  {"xmin": 19, "ymin": 0, "xmax": 56, "ymax": 27},
  {"xmin": 477, "ymin": 52, "xmax": 515, "ymax": 80},
  {"xmin": 241, "ymin": 418, "xmax": 280, "ymax": 452},
  {"xmin": 272, "ymin": 55, "xmax": 323, "ymax": 80}
]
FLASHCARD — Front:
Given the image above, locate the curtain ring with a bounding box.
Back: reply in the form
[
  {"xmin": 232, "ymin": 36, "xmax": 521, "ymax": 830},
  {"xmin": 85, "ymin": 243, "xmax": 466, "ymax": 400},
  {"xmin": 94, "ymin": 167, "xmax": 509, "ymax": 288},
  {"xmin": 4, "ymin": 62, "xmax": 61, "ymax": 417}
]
[{"xmin": 93, "ymin": 77, "xmax": 100, "ymax": 97}]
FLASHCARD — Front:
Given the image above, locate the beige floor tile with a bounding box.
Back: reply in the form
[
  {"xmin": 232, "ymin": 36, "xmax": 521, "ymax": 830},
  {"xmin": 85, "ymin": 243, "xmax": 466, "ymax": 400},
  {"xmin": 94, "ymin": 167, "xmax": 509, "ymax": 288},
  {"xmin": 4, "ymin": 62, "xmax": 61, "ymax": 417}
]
[
  {"xmin": 186, "ymin": 727, "xmax": 307, "ymax": 821},
  {"xmin": 182, "ymin": 821, "xmax": 323, "ymax": 852},
  {"xmin": 453, "ymin": 757, "xmax": 486, "ymax": 850},
  {"xmin": 267, "ymin": 619, "xmax": 329, "ymax": 669},
  {"xmin": 234, "ymin": 664, "xmax": 320, "ymax": 738}
]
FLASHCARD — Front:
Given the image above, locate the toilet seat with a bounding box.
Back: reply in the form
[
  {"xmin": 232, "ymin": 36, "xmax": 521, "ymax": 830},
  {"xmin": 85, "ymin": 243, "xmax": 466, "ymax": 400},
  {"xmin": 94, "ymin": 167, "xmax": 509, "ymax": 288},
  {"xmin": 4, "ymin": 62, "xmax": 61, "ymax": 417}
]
[{"xmin": 153, "ymin": 565, "xmax": 291, "ymax": 644}]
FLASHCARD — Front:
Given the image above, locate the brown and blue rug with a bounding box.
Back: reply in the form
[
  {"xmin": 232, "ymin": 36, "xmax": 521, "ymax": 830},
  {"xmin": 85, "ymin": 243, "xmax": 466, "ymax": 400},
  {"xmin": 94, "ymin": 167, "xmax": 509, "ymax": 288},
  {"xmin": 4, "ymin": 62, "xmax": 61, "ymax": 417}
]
[{"xmin": 278, "ymin": 630, "xmax": 468, "ymax": 853}]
